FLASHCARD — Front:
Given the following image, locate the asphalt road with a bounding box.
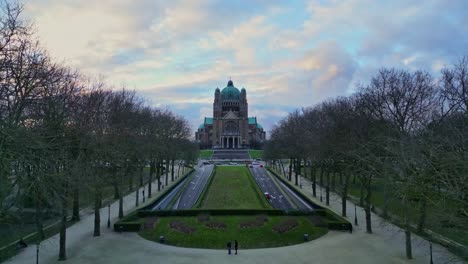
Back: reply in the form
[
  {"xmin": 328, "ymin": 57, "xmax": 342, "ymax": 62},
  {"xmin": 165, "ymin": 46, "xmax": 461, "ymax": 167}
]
[
  {"xmin": 249, "ymin": 166, "xmax": 295, "ymax": 211},
  {"xmin": 276, "ymin": 179, "xmax": 314, "ymax": 211},
  {"xmin": 150, "ymin": 177, "xmax": 189, "ymax": 210},
  {"xmin": 174, "ymin": 164, "xmax": 214, "ymax": 209}
]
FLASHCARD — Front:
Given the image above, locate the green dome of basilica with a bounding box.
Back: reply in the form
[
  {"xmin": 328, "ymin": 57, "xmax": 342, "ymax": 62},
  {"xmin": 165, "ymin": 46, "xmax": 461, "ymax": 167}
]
[{"xmin": 221, "ymin": 80, "xmax": 240, "ymax": 100}]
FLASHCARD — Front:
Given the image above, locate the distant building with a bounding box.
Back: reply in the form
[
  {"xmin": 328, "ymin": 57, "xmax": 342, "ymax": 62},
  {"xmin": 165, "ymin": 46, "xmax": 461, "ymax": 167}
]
[{"xmin": 195, "ymin": 80, "xmax": 266, "ymax": 149}]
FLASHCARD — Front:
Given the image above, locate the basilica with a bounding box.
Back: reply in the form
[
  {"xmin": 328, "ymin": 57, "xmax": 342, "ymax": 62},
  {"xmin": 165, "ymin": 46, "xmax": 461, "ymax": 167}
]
[{"xmin": 195, "ymin": 80, "xmax": 266, "ymax": 149}]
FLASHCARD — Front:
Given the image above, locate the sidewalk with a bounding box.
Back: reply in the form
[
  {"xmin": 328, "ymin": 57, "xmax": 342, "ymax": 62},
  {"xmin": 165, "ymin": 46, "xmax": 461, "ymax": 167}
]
[{"xmin": 5, "ymin": 168, "xmax": 182, "ymax": 264}]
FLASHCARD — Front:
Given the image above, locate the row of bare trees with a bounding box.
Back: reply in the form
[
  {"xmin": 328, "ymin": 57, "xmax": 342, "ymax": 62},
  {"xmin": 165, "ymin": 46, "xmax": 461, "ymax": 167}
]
[
  {"xmin": 0, "ymin": 2, "xmax": 197, "ymax": 261},
  {"xmin": 265, "ymin": 57, "xmax": 468, "ymax": 259}
]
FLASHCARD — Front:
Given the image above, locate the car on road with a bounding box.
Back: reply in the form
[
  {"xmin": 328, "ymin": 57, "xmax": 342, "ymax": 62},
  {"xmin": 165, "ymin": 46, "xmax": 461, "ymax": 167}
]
[{"xmin": 264, "ymin": 192, "xmax": 271, "ymax": 199}]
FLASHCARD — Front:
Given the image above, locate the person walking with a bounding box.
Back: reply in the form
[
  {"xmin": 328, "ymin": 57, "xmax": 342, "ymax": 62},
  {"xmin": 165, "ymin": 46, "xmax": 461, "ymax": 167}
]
[
  {"xmin": 234, "ymin": 240, "xmax": 238, "ymax": 254},
  {"xmin": 227, "ymin": 240, "xmax": 232, "ymax": 254}
]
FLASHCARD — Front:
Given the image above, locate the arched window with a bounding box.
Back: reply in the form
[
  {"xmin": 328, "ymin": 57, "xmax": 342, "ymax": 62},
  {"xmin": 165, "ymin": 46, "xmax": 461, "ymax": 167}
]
[{"xmin": 224, "ymin": 121, "xmax": 238, "ymax": 133}]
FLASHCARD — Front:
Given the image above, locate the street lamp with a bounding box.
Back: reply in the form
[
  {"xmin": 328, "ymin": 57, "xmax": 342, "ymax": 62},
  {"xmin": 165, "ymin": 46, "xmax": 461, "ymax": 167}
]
[
  {"xmin": 107, "ymin": 203, "xmax": 111, "ymax": 228},
  {"xmin": 354, "ymin": 204, "xmax": 358, "ymax": 226}
]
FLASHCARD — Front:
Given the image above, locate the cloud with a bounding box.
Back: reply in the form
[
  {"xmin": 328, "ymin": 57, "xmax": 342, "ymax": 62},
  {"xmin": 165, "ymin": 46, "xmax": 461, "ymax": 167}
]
[{"xmin": 22, "ymin": 0, "xmax": 468, "ymax": 135}]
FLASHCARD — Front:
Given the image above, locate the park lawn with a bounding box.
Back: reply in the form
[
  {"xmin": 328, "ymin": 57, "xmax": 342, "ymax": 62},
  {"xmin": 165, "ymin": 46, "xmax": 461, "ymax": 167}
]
[
  {"xmin": 200, "ymin": 166, "xmax": 270, "ymax": 209},
  {"xmin": 140, "ymin": 215, "xmax": 328, "ymax": 249},
  {"xmin": 199, "ymin": 150, "xmax": 213, "ymax": 159},
  {"xmin": 249, "ymin": 150, "xmax": 263, "ymax": 159}
]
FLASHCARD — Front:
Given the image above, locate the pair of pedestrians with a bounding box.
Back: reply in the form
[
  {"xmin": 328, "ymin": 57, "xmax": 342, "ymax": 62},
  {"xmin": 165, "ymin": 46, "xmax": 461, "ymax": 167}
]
[{"xmin": 227, "ymin": 240, "xmax": 238, "ymax": 254}]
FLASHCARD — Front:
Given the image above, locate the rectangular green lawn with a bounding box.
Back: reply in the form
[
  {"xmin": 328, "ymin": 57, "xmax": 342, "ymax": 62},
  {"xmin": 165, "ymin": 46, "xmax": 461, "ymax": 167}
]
[
  {"xmin": 248, "ymin": 150, "xmax": 263, "ymax": 159},
  {"xmin": 200, "ymin": 166, "xmax": 269, "ymax": 209},
  {"xmin": 199, "ymin": 150, "xmax": 213, "ymax": 159}
]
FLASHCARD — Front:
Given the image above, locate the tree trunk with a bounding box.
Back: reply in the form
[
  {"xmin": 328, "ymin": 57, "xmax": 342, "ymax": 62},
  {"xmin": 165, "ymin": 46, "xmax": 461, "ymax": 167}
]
[
  {"xmin": 148, "ymin": 160, "xmax": 155, "ymax": 198},
  {"xmin": 405, "ymin": 227, "xmax": 413, "ymax": 259},
  {"xmin": 177, "ymin": 161, "xmax": 181, "ymax": 178},
  {"xmin": 331, "ymin": 171, "xmax": 336, "ymax": 191},
  {"xmin": 113, "ymin": 169, "xmax": 119, "ymax": 199},
  {"xmin": 165, "ymin": 159, "xmax": 169, "ymax": 186},
  {"xmin": 294, "ymin": 158, "xmax": 299, "ymax": 186},
  {"xmin": 279, "ymin": 160, "xmax": 286, "ymax": 178},
  {"xmin": 359, "ymin": 182, "xmax": 364, "ymax": 207},
  {"xmin": 58, "ymin": 204, "xmax": 67, "ymax": 261},
  {"xmin": 319, "ymin": 167, "xmax": 324, "ymax": 186},
  {"xmin": 171, "ymin": 159, "xmax": 175, "ymax": 182},
  {"xmin": 157, "ymin": 161, "xmax": 162, "ymax": 191},
  {"xmin": 365, "ymin": 185, "xmax": 372, "ymax": 234},
  {"xmin": 128, "ymin": 166, "xmax": 133, "ymax": 192},
  {"xmin": 71, "ymin": 185, "xmax": 80, "ymax": 221},
  {"xmin": 404, "ymin": 197, "xmax": 413, "ymax": 259},
  {"xmin": 135, "ymin": 188, "xmax": 139, "ymax": 207},
  {"xmin": 139, "ymin": 166, "xmax": 144, "ymax": 187},
  {"xmin": 118, "ymin": 170, "xmax": 124, "ymax": 219},
  {"xmin": 417, "ymin": 198, "xmax": 427, "ymax": 233},
  {"xmin": 382, "ymin": 165, "xmax": 389, "ymax": 219},
  {"xmin": 312, "ymin": 166, "xmax": 316, "ymax": 197},
  {"xmin": 326, "ymin": 169, "xmax": 330, "ymax": 206},
  {"xmin": 342, "ymin": 172, "xmax": 348, "ymax": 217},
  {"xmin": 35, "ymin": 193, "xmax": 45, "ymax": 241},
  {"xmin": 93, "ymin": 189, "xmax": 101, "ymax": 237},
  {"xmin": 302, "ymin": 160, "xmax": 307, "ymax": 188},
  {"xmin": 288, "ymin": 158, "xmax": 292, "ymax": 181},
  {"xmin": 118, "ymin": 194, "xmax": 124, "ymax": 219},
  {"xmin": 59, "ymin": 178, "xmax": 68, "ymax": 261}
]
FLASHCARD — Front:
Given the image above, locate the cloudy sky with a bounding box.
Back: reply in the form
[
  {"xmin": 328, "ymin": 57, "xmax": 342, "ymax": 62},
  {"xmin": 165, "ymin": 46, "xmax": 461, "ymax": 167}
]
[{"xmin": 23, "ymin": 0, "xmax": 467, "ymax": 135}]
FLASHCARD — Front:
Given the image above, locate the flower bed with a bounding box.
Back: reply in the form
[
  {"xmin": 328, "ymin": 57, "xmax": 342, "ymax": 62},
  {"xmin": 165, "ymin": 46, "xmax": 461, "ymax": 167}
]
[
  {"xmin": 169, "ymin": 220, "xmax": 196, "ymax": 234},
  {"xmin": 239, "ymin": 215, "xmax": 268, "ymax": 228},
  {"xmin": 272, "ymin": 218, "xmax": 298, "ymax": 233},
  {"xmin": 205, "ymin": 221, "xmax": 226, "ymax": 229}
]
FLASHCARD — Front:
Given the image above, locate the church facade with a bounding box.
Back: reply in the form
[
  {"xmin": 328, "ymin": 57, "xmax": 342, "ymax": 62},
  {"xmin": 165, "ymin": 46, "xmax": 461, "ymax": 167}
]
[{"xmin": 196, "ymin": 80, "xmax": 266, "ymax": 149}]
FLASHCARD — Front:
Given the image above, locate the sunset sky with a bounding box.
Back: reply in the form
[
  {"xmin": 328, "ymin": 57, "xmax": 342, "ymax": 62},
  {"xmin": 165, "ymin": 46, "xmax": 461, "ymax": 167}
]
[{"xmin": 23, "ymin": 0, "xmax": 468, "ymax": 135}]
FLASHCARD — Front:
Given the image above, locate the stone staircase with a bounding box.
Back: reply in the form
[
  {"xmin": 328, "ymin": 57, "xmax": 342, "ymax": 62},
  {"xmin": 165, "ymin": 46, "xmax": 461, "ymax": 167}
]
[{"xmin": 211, "ymin": 149, "xmax": 250, "ymax": 160}]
